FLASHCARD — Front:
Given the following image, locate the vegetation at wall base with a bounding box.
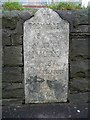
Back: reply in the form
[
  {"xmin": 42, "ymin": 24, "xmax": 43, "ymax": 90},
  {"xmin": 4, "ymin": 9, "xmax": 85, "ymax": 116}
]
[{"xmin": 47, "ymin": 2, "xmax": 83, "ymax": 10}]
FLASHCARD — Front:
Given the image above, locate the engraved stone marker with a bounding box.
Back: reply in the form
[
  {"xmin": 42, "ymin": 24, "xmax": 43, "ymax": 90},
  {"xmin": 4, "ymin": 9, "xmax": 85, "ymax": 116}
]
[{"xmin": 24, "ymin": 8, "xmax": 69, "ymax": 103}]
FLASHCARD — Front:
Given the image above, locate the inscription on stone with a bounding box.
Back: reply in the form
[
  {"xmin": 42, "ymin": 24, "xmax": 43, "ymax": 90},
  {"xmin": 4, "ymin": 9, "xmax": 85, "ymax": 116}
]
[{"xmin": 24, "ymin": 8, "xmax": 69, "ymax": 103}]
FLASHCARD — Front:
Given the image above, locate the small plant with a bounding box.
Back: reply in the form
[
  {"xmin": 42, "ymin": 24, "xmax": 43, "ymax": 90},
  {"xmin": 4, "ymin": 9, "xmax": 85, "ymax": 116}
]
[
  {"xmin": 47, "ymin": 2, "xmax": 82, "ymax": 10},
  {"xmin": 2, "ymin": 2, "xmax": 24, "ymax": 10}
]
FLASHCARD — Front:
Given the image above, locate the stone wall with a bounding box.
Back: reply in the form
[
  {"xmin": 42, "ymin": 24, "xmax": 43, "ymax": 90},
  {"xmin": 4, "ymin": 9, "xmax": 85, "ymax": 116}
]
[{"xmin": 2, "ymin": 9, "xmax": 89, "ymax": 103}]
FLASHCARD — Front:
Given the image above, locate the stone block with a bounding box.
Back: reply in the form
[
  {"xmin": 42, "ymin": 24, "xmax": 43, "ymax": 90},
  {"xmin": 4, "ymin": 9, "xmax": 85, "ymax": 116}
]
[
  {"xmin": 70, "ymin": 60, "xmax": 89, "ymax": 78},
  {"xmin": 24, "ymin": 8, "xmax": 69, "ymax": 103},
  {"xmin": 2, "ymin": 67, "xmax": 23, "ymax": 83},
  {"xmin": 2, "ymin": 83, "xmax": 23, "ymax": 90},
  {"xmin": 69, "ymin": 78, "xmax": 89, "ymax": 93},
  {"xmin": 70, "ymin": 38, "xmax": 89, "ymax": 60},
  {"xmin": 2, "ymin": 29, "xmax": 11, "ymax": 46},
  {"xmin": 0, "ymin": 18, "xmax": 2, "ymax": 29},
  {"xmin": 2, "ymin": 89, "xmax": 24, "ymax": 99},
  {"xmin": 11, "ymin": 33, "xmax": 22, "ymax": 45},
  {"xmin": 3, "ymin": 46, "xmax": 22, "ymax": 66},
  {"xmin": 2, "ymin": 99, "xmax": 23, "ymax": 106},
  {"xmin": 72, "ymin": 25, "xmax": 89, "ymax": 33},
  {"xmin": 18, "ymin": 11, "xmax": 32, "ymax": 21},
  {"xmin": 2, "ymin": 11, "xmax": 19, "ymax": 30},
  {"xmin": 2, "ymin": 83, "xmax": 24, "ymax": 99},
  {"xmin": 0, "ymin": 29, "xmax": 2, "ymax": 54},
  {"xmin": 55, "ymin": 9, "xmax": 88, "ymax": 33},
  {"xmin": 72, "ymin": 10, "xmax": 88, "ymax": 25},
  {"xmin": 0, "ymin": 81, "xmax": 2, "ymax": 100},
  {"xmin": 68, "ymin": 92, "xmax": 88, "ymax": 103}
]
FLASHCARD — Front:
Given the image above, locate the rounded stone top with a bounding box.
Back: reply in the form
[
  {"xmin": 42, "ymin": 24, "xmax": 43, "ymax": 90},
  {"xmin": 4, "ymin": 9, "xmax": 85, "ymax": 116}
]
[
  {"xmin": 24, "ymin": 8, "xmax": 69, "ymax": 26},
  {"xmin": 35, "ymin": 8, "xmax": 53, "ymax": 14},
  {"xmin": 35, "ymin": 8, "xmax": 61, "ymax": 21}
]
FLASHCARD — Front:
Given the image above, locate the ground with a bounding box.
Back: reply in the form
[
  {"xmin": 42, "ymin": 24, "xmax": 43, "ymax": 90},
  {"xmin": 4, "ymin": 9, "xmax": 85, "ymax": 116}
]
[{"xmin": 2, "ymin": 99, "xmax": 89, "ymax": 119}]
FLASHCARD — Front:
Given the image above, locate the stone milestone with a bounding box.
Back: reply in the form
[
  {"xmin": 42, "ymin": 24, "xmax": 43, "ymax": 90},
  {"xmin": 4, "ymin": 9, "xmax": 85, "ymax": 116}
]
[{"xmin": 24, "ymin": 8, "xmax": 69, "ymax": 103}]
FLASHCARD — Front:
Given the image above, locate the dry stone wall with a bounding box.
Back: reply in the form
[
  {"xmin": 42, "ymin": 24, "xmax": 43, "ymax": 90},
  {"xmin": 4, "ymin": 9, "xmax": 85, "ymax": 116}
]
[{"xmin": 2, "ymin": 9, "xmax": 90, "ymax": 103}]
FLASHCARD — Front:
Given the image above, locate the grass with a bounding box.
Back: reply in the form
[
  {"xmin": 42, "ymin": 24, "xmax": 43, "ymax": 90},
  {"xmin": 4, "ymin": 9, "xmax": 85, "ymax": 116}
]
[
  {"xmin": 2, "ymin": 2, "xmax": 88, "ymax": 11},
  {"xmin": 2, "ymin": 2, "xmax": 24, "ymax": 10},
  {"xmin": 2, "ymin": 2, "xmax": 32, "ymax": 11},
  {"xmin": 47, "ymin": 2, "xmax": 83, "ymax": 10}
]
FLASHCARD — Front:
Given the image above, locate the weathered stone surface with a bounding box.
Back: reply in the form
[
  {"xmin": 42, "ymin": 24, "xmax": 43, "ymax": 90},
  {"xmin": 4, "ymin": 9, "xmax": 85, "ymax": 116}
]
[
  {"xmin": 11, "ymin": 33, "xmax": 22, "ymax": 45},
  {"xmin": 24, "ymin": 8, "xmax": 69, "ymax": 103},
  {"xmin": 68, "ymin": 92, "xmax": 88, "ymax": 103},
  {"xmin": 3, "ymin": 46, "xmax": 22, "ymax": 66},
  {"xmin": 56, "ymin": 9, "xmax": 88, "ymax": 32},
  {"xmin": 2, "ymin": 83, "xmax": 23, "ymax": 90},
  {"xmin": 0, "ymin": 18, "xmax": 2, "ymax": 29},
  {"xmin": 0, "ymin": 81, "xmax": 2, "ymax": 100},
  {"xmin": 2, "ymin": 10, "xmax": 34, "ymax": 30},
  {"xmin": 72, "ymin": 25, "xmax": 89, "ymax": 33},
  {"xmin": 70, "ymin": 38, "xmax": 89, "ymax": 60},
  {"xmin": 2, "ymin": 88, "xmax": 24, "ymax": 99},
  {"xmin": 2, "ymin": 11, "xmax": 19, "ymax": 30},
  {"xmin": 2, "ymin": 29, "xmax": 11, "ymax": 46},
  {"xmin": 69, "ymin": 78, "xmax": 89, "ymax": 93},
  {"xmin": 2, "ymin": 99, "xmax": 23, "ymax": 106},
  {"xmin": 17, "ymin": 11, "xmax": 33, "ymax": 22},
  {"xmin": 2, "ymin": 83, "xmax": 24, "ymax": 99},
  {"xmin": 70, "ymin": 60, "xmax": 89, "ymax": 79},
  {"xmin": 2, "ymin": 67, "xmax": 23, "ymax": 83}
]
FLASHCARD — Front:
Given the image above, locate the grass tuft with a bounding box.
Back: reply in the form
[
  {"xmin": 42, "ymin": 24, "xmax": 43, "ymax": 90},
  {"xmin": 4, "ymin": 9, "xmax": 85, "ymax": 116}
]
[
  {"xmin": 2, "ymin": 2, "xmax": 24, "ymax": 10},
  {"xmin": 47, "ymin": 2, "xmax": 83, "ymax": 10}
]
